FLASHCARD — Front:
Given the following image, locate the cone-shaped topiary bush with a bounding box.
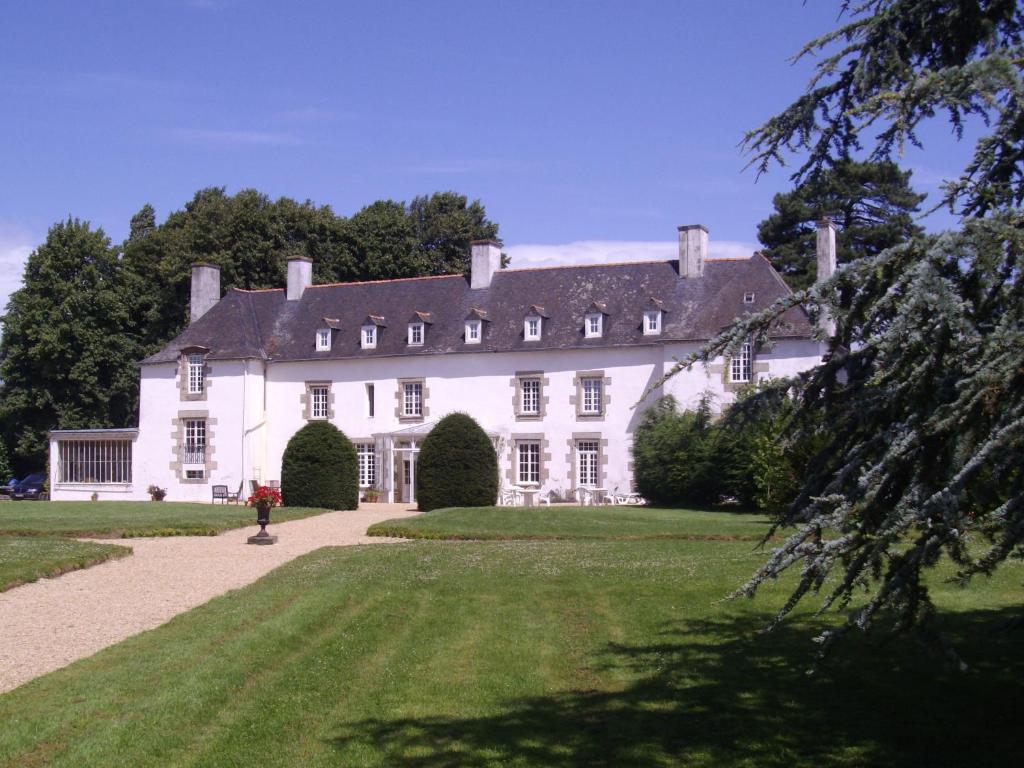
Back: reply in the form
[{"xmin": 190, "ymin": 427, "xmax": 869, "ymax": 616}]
[
  {"xmin": 281, "ymin": 421, "xmax": 359, "ymax": 510},
  {"xmin": 416, "ymin": 413, "xmax": 498, "ymax": 512}
]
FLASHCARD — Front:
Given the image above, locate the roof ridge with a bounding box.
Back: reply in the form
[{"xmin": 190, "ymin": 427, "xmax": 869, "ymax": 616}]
[
  {"xmin": 231, "ymin": 287, "xmax": 284, "ymax": 293},
  {"xmin": 502, "ymin": 256, "xmax": 754, "ymax": 275},
  {"xmin": 310, "ymin": 273, "xmax": 464, "ymax": 289}
]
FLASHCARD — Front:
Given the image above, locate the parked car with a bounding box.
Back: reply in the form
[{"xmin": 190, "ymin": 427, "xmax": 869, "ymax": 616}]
[
  {"xmin": 0, "ymin": 477, "xmax": 17, "ymax": 497},
  {"xmin": 10, "ymin": 473, "xmax": 46, "ymax": 500}
]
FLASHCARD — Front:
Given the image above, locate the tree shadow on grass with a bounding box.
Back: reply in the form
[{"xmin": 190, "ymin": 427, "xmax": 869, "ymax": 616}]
[{"xmin": 329, "ymin": 608, "xmax": 1023, "ymax": 767}]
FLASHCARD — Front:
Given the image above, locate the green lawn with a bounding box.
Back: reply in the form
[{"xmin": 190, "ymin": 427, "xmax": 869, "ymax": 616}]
[
  {"xmin": 368, "ymin": 505, "xmax": 773, "ymax": 540},
  {"xmin": 1, "ymin": 509, "xmax": 1019, "ymax": 766},
  {"xmin": 0, "ymin": 501, "xmax": 332, "ymax": 538},
  {"xmin": 0, "ymin": 537, "xmax": 131, "ymax": 592}
]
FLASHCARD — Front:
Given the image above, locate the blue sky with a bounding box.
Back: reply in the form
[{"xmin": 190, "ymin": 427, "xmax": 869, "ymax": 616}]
[{"xmin": 0, "ymin": 1, "xmax": 975, "ymax": 308}]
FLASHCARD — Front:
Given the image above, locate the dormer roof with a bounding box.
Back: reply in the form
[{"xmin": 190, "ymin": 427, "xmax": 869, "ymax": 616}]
[
  {"xmin": 322, "ymin": 317, "xmax": 342, "ymax": 330},
  {"xmin": 141, "ymin": 255, "xmax": 812, "ymax": 365}
]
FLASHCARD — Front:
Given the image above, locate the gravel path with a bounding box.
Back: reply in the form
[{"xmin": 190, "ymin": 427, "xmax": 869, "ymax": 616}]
[{"xmin": 0, "ymin": 504, "xmax": 417, "ymax": 694}]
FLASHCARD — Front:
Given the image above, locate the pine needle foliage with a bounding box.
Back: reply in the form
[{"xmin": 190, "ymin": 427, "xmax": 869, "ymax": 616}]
[
  {"xmin": 416, "ymin": 413, "xmax": 499, "ymax": 512},
  {"xmin": 281, "ymin": 421, "xmax": 359, "ymax": 511},
  {"xmin": 656, "ymin": 0, "xmax": 1024, "ymax": 659}
]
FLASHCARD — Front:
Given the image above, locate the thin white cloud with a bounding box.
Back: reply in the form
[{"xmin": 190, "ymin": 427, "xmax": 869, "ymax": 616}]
[
  {"xmin": 171, "ymin": 128, "xmax": 308, "ymax": 147},
  {"xmin": 0, "ymin": 222, "xmax": 37, "ymax": 317},
  {"xmin": 503, "ymin": 239, "xmax": 758, "ymax": 269}
]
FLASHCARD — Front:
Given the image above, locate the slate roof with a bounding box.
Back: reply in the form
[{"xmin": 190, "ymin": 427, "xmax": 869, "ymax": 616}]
[{"xmin": 141, "ymin": 255, "xmax": 812, "ymax": 365}]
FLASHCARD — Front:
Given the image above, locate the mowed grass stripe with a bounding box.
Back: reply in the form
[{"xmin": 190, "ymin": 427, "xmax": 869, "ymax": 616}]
[{"xmin": 368, "ymin": 506, "xmax": 774, "ymax": 542}]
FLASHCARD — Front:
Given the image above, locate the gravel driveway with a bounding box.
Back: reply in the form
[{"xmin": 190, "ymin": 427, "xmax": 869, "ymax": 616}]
[{"xmin": 0, "ymin": 504, "xmax": 417, "ymax": 694}]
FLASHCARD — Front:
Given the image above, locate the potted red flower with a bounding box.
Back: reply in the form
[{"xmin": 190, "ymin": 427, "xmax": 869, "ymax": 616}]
[{"xmin": 246, "ymin": 485, "xmax": 282, "ymax": 544}]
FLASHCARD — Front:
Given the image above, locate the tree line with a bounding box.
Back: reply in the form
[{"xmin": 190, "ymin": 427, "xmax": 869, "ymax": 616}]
[{"xmin": 0, "ymin": 189, "xmax": 499, "ymax": 473}]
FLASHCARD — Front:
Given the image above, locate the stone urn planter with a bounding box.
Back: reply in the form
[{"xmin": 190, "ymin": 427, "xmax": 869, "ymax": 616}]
[{"xmin": 246, "ymin": 486, "xmax": 282, "ymax": 545}]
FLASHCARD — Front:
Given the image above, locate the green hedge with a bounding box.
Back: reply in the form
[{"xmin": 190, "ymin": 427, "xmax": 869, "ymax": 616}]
[
  {"xmin": 281, "ymin": 422, "xmax": 359, "ymax": 510},
  {"xmin": 416, "ymin": 413, "xmax": 498, "ymax": 512}
]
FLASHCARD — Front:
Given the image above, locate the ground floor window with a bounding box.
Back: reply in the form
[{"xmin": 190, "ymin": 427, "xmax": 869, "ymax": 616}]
[
  {"xmin": 517, "ymin": 441, "xmax": 541, "ymax": 485},
  {"xmin": 185, "ymin": 469, "xmax": 205, "ymax": 480},
  {"xmin": 57, "ymin": 440, "xmax": 133, "ymax": 483},
  {"xmin": 576, "ymin": 440, "xmax": 600, "ymax": 487},
  {"xmin": 730, "ymin": 340, "xmax": 753, "ymax": 383},
  {"xmin": 357, "ymin": 444, "xmax": 376, "ymax": 487},
  {"xmin": 184, "ymin": 419, "xmax": 206, "ymax": 464}
]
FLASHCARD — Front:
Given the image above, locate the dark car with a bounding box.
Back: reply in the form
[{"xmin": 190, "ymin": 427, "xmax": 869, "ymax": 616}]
[
  {"xmin": 0, "ymin": 477, "xmax": 17, "ymax": 497},
  {"xmin": 10, "ymin": 473, "xmax": 46, "ymax": 500}
]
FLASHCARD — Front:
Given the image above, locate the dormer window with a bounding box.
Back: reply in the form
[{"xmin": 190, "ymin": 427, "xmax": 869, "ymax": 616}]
[
  {"xmin": 187, "ymin": 353, "xmax": 204, "ymax": 394},
  {"xmin": 465, "ymin": 319, "xmax": 482, "ymax": 344},
  {"xmin": 585, "ymin": 313, "xmax": 603, "ymax": 339},
  {"xmin": 643, "ymin": 310, "xmax": 661, "ymax": 335},
  {"xmin": 316, "ymin": 328, "xmax": 331, "ymax": 351},
  {"xmin": 408, "ymin": 322, "xmax": 424, "ymax": 346},
  {"xmin": 525, "ymin": 315, "xmax": 542, "ymax": 341},
  {"xmin": 361, "ymin": 325, "xmax": 377, "ymax": 349},
  {"xmin": 743, "ymin": 292, "xmax": 756, "ymax": 304}
]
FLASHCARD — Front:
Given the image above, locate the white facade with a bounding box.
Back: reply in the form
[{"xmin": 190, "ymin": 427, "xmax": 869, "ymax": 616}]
[{"xmin": 48, "ymin": 338, "xmax": 822, "ymax": 503}]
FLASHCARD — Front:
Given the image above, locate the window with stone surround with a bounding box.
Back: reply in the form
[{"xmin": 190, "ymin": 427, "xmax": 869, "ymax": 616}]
[
  {"xmin": 581, "ymin": 378, "xmax": 603, "ymax": 415},
  {"xmin": 520, "ymin": 378, "xmax": 541, "ymax": 415},
  {"xmin": 403, "ymin": 381, "xmax": 423, "ymax": 417},
  {"xmin": 517, "ymin": 441, "xmax": 541, "ymax": 485},
  {"xmin": 576, "ymin": 439, "xmax": 600, "ymax": 487},
  {"xmin": 730, "ymin": 340, "xmax": 752, "ymax": 383},
  {"xmin": 184, "ymin": 419, "xmax": 206, "ymax": 465},
  {"xmin": 310, "ymin": 385, "xmax": 329, "ymax": 419},
  {"xmin": 187, "ymin": 353, "xmax": 204, "ymax": 394}
]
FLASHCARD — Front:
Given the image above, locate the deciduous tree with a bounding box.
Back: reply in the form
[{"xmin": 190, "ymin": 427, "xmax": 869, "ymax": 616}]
[{"xmin": 0, "ymin": 220, "xmax": 140, "ymax": 472}]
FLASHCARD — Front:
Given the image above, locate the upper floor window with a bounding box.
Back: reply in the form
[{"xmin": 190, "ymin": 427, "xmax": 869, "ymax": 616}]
[
  {"xmin": 366, "ymin": 383, "xmax": 375, "ymax": 418},
  {"xmin": 187, "ymin": 354, "xmax": 204, "ymax": 394},
  {"xmin": 643, "ymin": 310, "xmax": 661, "ymax": 335},
  {"xmin": 316, "ymin": 328, "xmax": 331, "ymax": 351},
  {"xmin": 361, "ymin": 325, "xmax": 377, "ymax": 349},
  {"xmin": 465, "ymin": 319, "xmax": 482, "ymax": 344},
  {"xmin": 585, "ymin": 313, "xmax": 603, "ymax": 338},
  {"xmin": 581, "ymin": 377, "xmax": 603, "ymax": 415},
  {"xmin": 310, "ymin": 385, "xmax": 329, "ymax": 419},
  {"xmin": 730, "ymin": 340, "xmax": 753, "ymax": 383},
  {"xmin": 520, "ymin": 378, "xmax": 541, "ymax": 415},
  {"xmin": 408, "ymin": 322, "xmax": 424, "ymax": 346},
  {"xmin": 403, "ymin": 381, "xmax": 423, "ymax": 417},
  {"xmin": 524, "ymin": 315, "xmax": 542, "ymax": 341}
]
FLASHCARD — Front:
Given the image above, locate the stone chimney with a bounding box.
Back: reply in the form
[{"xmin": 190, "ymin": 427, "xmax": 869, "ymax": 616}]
[
  {"xmin": 190, "ymin": 262, "xmax": 221, "ymax": 323},
  {"xmin": 816, "ymin": 217, "xmax": 837, "ymax": 283},
  {"xmin": 470, "ymin": 239, "xmax": 502, "ymax": 289},
  {"xmin": 287, "ymin": 256, "xmax": 313, "ymax": 301},
  {"xmin": 678, "ymin": 224, "xmax": 707, "ymax": 279},
  {"xmin": 816, "ymin": 217, "xmax": 838, "ymax": 337}
]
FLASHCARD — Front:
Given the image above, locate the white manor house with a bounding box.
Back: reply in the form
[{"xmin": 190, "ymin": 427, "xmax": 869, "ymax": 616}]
[{"xmin": 48, "ymin": 221, "xmax": 837, "ymax": 504}]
